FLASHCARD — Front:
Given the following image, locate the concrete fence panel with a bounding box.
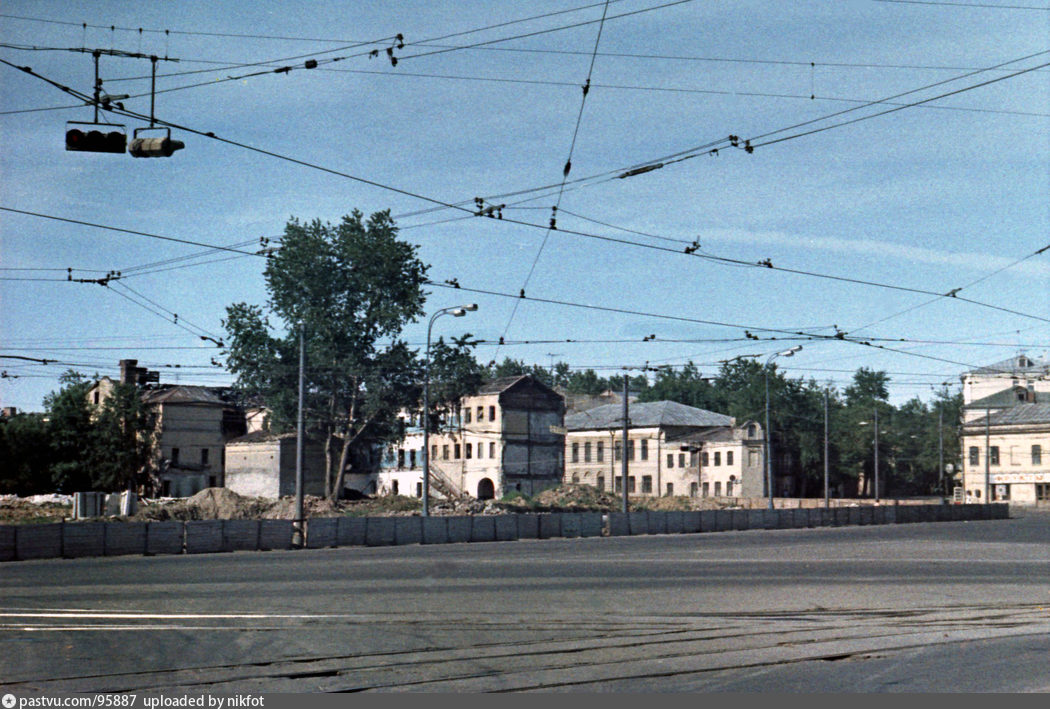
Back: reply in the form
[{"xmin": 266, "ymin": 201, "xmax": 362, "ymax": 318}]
[
  {"xmin": 646, "ymin": 511, "xmax": 668, "ymax": 535},
  {"xmin": 871, "ymin": 507, "xmax": 886, "ymax": 525},
  {"xmin": 223, "ymin": 520, "xmax": 261, "ymax": 552},
  {"xmin": 665, "ymin": 511, "xmax": 685, "ymax": 535},
  {"xmin": 683, "ymin": 511, "xmax": 702, "ymax": 534},
  {"xmin": 627, "ymin": 511, "xmax": 649, "ymax": 536},
  {"xmin": 714, "ymin": 509, "xmax": 733, "ymax": 532},
  {"xmin": 394, "ymin": 517, "xmax": 422, "ymax": 546},
  {"xmin": 336, "ymin": 517, "xmax": 366, "ymax": 547},
  {"xmin": 516, "ymin": 514, "xmax": 540, "ymax": 540},
  {"xmin": 306, "ymin": 518, "xmax": 338, "ymax": 548},
  {"xmin": 699, "ymin": 510, "xmax": 718, "ymax": 533},
  {"xmin": 63, "ymin": 522, "xmax": 105, "ymax": 558},
  {"xmin": 104, "ymin": 523, "xmax": 147, "ymax": 556},
  {"xmin": 422, "ymin": 516, "xmax": 449, "ymax": 545},
  {"xmin": 495, "ymin": 515, "xmax": 518, "ymax": 542},
  {"xmin": 883, "ymin": 506, "xmax": 897, "ymax": 524},
  {"xmin": 0, "ymin": 526, "xmax": 16, "ymax": 562},
  {"xmin": 993, "ymin": 503, "xmax": 1010, "ymax": 519},
  {"xmin": 561, "ymin": 513, "xmax": 582, "ymax": 539},
  {"xmin": 447, "ymin": 516, "xmax": 472, "ymax": 543},
  {"xmin": 730, "ymin": 509, "xmax": 749, "ymax": 531},
  {"xmin": 580, "ymin": 513, "xmax": 603, "ymax": 538},
  {"xmin": 365, "ymin": 517, "xmax": 396, "ymax": 547},
  {"xmin": 259, "ymin": 520, "xmax": 294, "ymax": 550},
  {"xmin": 470, "ymin": 516, "xmax": 496, "ymax": 543},
  {"xmin": 746, "ymin": 509, "xmax": 765, "ymax": 531},
  {"xmin": 607, "ymin": 512, "xmax": 629, "ymax": 536},
  {"xmin": 859, "ymin": 507, "xmax": 875, "ymax": 525},
  {"xmin": 146, "ymin": 521, "xmax": 184, "ymax": 555},
  {"xmin": 762, "ymin": 509, "xmax": 779, "ymax": 530},
  {"xmin": 847, "ymin": 507, "xmax": 862, "ymax": 526},
  {"xmin": 539, "ymin": 514, "xmax": 562, "ymax": 539},
  {"xmin": 15, "ymin": 523, "xmax": 63, "ymax": 560},
  {"xmin": 185, "ymin": 520, "xmax": 224, "ymax": 554}
]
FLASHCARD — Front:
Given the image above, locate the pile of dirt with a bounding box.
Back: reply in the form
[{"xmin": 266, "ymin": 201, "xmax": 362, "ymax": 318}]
[
  {"xmin": 0, "ymin": 495, "xmax": 72, "ymax": 525},
  {"xmin": 528, "ymin": 484, "xmax": 619, "ymax": 512},
  {"xmin": 263, "ymin": 495, "xmax": 341, "ymax": 520}
]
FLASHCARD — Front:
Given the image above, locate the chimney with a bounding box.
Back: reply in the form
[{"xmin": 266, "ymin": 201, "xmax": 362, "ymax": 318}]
[{"xmin": 119, "ymin": 359, "xmax": 139, "ymax": 385}]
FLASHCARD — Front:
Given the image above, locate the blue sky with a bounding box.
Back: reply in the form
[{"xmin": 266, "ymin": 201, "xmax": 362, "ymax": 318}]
[{"xmin": 2, "ymin": 0, "xmax": 1048, "ymax": 412}]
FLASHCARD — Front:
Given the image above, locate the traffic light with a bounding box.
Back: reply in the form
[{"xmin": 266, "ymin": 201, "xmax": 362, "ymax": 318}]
[
  {"xmin": 128, "ymin": 127, "xmax": 184, "ymax": 158},
  {"xmin": 65, "ymin": 122, "xmax": 126, "ymax": 153}
]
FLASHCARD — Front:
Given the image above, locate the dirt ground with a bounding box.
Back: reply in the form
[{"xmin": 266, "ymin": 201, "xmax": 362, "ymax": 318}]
[{"xmin": 0, "ymin": 484, "xmax": 745, "ymax": 525}]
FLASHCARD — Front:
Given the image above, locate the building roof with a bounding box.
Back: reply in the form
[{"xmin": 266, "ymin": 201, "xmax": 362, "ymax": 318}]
[
  {"xmin": 227, "ymin": 430, "xmax": 326, "ymax": 445},
  {"xmin": 565, "ymin": 400, "xmax": 732, "ymax": 431},
  {"xmin": 965, "ymin": 403, "xmax": 1050, "ymax": 428},
  {"xmin": 141, "ymin": 385, "xmax": 230, "ymax": 406},
  {"xmin": 964, "ymin": 354, "xmax": 1049, "ymax": 377},
  {"xmin": 965, "ymin": 387, "xmax": 1036, "ymax": 410}
]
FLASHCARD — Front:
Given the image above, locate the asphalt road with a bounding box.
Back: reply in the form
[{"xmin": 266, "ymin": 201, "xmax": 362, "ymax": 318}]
[{"xmin": 2, "ymin": 508, "xmax": 1048, "ymax": 693}]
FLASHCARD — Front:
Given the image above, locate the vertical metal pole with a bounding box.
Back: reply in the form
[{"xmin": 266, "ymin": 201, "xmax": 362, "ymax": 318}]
[
  {"xmin": 622, "ymin": 374, "xmax": 629, "ymax": 515},
  {"xmin": 149, "ymin": 56, "xmax": 157, "ymax": 127},
  {"xmin": 765, "ymin": 368, "xmax": 773, "ymax": 510},
  {"xmin": 824, "ymin": 389, "xmax": 830, "ymax": 509},
  {"xmin": 985, "ymin": 406, "xmax": 991, "ymax": 503},
  {"xmin": 92, "ymin": 50, "xmax": 101, "ymax": 123},
  {"xmin": 422, "ymin": 318, "xmax": 432, "ymax": 517},
  {"xmin": 295, "ymin": 324, "xmax": 305, "ymax": 546},
  {"xmin": 874, "ymin": 407, "xmax": 880, "ymax": 502},
  {"xmin": 938, "ymin": 407, "xmax": 944, "ymax": 500}
]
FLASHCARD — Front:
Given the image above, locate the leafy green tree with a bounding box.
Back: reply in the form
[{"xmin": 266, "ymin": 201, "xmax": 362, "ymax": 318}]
[
  {"xmin": 0, "ymin": 412, "xmax": 52, "ymax": 495},
  {"xmin": 223, "ymin": 210, "xmax": 474, "ymax": 500},
  {"xmin": 428, "ymin": 334, "xmax": 486, "ymax": 429},
  {"xmin": 44, "ymin": 371, "xmax": 96, "ymax": 492},
  {"xmin": 89, "ymin": 381, "xmax": 154, "ymax": 491}
]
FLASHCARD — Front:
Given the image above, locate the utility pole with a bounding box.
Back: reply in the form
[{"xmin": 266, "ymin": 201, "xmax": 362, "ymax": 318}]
[
  {"xmin": 938, "ymin": 406, "xmax": 945, "ymax": 501},
  {"xmin": 622, "ymin": 374, "xmax": 629, "ymax": 515},
  {"xmin": 294, "ymin": 323, "xmax": 305, "ymax": 547},
  {"xmin": 824, "ymin": 388, "xmax": 830, "ymax": 509},
  {"xmin": 985, "ymin": 406, "xmax": 991, "ymax": 503},
  {"xmin": 873, "ymin": 407, "xmax": 880, "ymax": 503}
]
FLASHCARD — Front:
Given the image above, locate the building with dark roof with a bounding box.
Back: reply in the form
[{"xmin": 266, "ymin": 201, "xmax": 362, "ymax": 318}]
[
  {"xmin": 564, "ymin": 400, "xmax": 763, "ymax": 499},
  {"xmin": 379, "ymin": 374, "xmax": 565, "ymax": 500}
]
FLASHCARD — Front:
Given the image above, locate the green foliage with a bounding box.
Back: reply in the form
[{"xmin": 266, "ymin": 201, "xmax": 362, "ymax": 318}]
[
  {"xmin": 0, "ymin": 412, "xmax": 52, "ymax": 495},
  {"xmin": 44, "ymin": 371, "xmax": 96, "ymax": 492},
  {"xmin": 88, "ymin": 381, "xmax": 153, "ymax": 491}
]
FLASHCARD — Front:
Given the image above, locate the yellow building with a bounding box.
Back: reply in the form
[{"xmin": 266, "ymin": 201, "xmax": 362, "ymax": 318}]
[{"xmin": 961, "ymin": 404, "xmax": 1050, "ymax": 505}]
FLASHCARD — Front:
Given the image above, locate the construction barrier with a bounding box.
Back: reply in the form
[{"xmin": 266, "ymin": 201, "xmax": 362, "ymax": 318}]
[{"xmin": 0, "ymin": 504, "xmax": 1011, "ymax": 562}]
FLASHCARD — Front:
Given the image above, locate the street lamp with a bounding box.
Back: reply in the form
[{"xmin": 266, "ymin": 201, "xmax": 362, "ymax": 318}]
[
  {"xmin": 765, "ymin": 345, "xmax": 802, "ymax": 510},
  {"xmin": 422, "ymin": 303, "xmax": 478, "ymax": 517},
  {"xmin": 858, "ymin": 409, "xmax": 880, "ymax": 502}
]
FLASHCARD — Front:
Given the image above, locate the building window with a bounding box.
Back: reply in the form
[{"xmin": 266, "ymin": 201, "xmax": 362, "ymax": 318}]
[
  {"xmin": 397, "ymin": 449, "xmax": 405, "ymax": 467},
  {"xmin": 596, "ymin": 441, "xmax": 604, "ymax": 462},
  {"xmin": 477, "ymin": 406, "xmax": 484, "ymax": 421},
  {"xmin": 690, "ymin": 482, "xmax": 698, "ymax": 497},
  {"xmin": 614, "ymin": 442, "xmax": 622, "ymax": 462},
  {"xmin": 442, "ymin": 445, "xmax": 449, "ymax": 460},
  {"xmin": 747, "ymin": 424, "xmax": 757, "ymax": 438},
  {"xmin": 690, "ymin": 451, "xmax": 698, "ymax": 467},
  {"xmin": 679, "ymin": 453, "xmax": 685, "ymax": 468},
  {"xmin": 969, "ymin": 446, "xmax": 979, "ymax": 466},
  {"xmin": 627, "ymin": 440, "xmax": 635, "ymax": 461},
  {"xmin": 701, "ymin": 451, "xmax": 709, "ymax": 466},
  {"xmin": 640, "ymin": 439, "xmax": 649, "ymax": 461},
  {"xmin": 665, "ymin": 483, "xmax": 674, "ymax": 496},
  {"xmin": 628, "ymin": 476, "xmax": 636, "ymax": 493},
  {"xmin": 726, "ymin": 479, "xmax": 734, "ymax": 496},
  {"xmin": 391, "ymin": 480, "xmax": 399, "ymax": 495},
  {"xmin": 465, "ymin": 408, "xmax": 472, "ymax": 423},
  {"xmin": 584, "ymin": 441, "xmax": 592, "ymax": 462},
  {"xmin": 454, "ymin": 443, "xmax": 461, "ymax": 459},
  {"xmin": 1037, "ymin": 484, "xmax": 1050, "ymax": 501},
  {"xmin": 990, "ymin": 446, "xmax": 1000, "ymax": 465},
  {"xmin": 614, "ymin": 476, "xmax": 621, "ymax": 493},
  {"xmin": 410, "ymin": 450, "xmax": 417, "ymax": 468},
  {"xmin": 1033, "ymin": 445, "xmax": 1042, "ymax": 466},
  {"xmin": 201, "ymin": 449, "xmax": 209, "ymax": 465},
  {"xmin": 714, "ymin": 451, "xmax": 721, "ymax": 466},
  {"xmin": 597, "ymin": 475, "xmax": 605, "ymax": 492},
  {"xmin": 702, "ymin": 482, "xmax": 709, "ymax": 497},
  {"xmin": 465, "ymin": 443, "xmax": 473, "ymax": 459},
  {"xmin": 714, "ymin": 481, "xmax": 722, "ymax": 496},
  {"xmin": 571, "ymin": 472, "xmax": 580, "ymax": 484},
  {"xmin": 726, "ymin": 451, "xmax": 734, "ymax": 466},
  {"xmin": 641, "ymin": 476, "xmax": 652, "ymax": 494},
  {"xmin": 571, "ymin": 442, "xmax": 579, "ymax": 463},
  {"xmin": 489, "ymin": 442, "xmax": 496, "ymax": 458},
  {"xmin": 666, "ymin": 453, "xmax": 674, "ymax": 468},
  {"xmin": 171, "ymin": 448, "xmax": 179, "ymax": 465},
  {"xmin": 93, "ymin": 391, "xmax": 100, "ymax": 405},
  {"xmin": 489, "ymin": 405, "xmax": 496, "ymax": 421},
  {"xmin": 416, "ymin": 482, "xmax": 422, "ymax": 498}
]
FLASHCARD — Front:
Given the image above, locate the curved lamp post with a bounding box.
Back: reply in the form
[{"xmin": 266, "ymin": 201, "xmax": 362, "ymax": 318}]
[
  {"xmin": 765, "ymin": 345, "xmax": 802, "ymax": 510},
  {"xmin": 422, "ymin": 303, "xmax": 478, "ymax": 517}
]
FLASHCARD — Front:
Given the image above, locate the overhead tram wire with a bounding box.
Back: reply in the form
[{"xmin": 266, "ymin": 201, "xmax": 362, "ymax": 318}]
[
  {"xmin": 846, "ymin": 242, "xmax": 1050, "ymax": 336},
  {"xmin": 872, "ymin": 0, "xmax": 1050, "ymax": 10},
  {"xmin": 497, "ymin": 0, "xmax": 612, "ymax": 354},
  {"xmin": 6, "ymin": 58, "xmax": 1046, "ymax": 327}
]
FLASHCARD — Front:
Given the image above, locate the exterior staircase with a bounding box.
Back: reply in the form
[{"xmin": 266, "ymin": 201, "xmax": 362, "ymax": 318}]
[{"xmin": 427, "ymin": 462, "xmax": 467, "ymax": 500}]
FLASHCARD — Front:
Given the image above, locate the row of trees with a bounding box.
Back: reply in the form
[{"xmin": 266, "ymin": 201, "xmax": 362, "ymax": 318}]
[
  {"xmin": 0, "ymin": 373, "xmax": 151, "ymax": 496},
  {"xmin": 489, "ymin": 356, "xmax": 962, "ymax": 498}
]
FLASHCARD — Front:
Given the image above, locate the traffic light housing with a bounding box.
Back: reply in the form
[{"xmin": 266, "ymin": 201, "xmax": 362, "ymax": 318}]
[
  {"xmin": 65, "ymin": 121, "xmax": 126, "ymax": 153},
  {"xmin": 128, "ymin": 127, "xmax": 184, "ymax": 158}
]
